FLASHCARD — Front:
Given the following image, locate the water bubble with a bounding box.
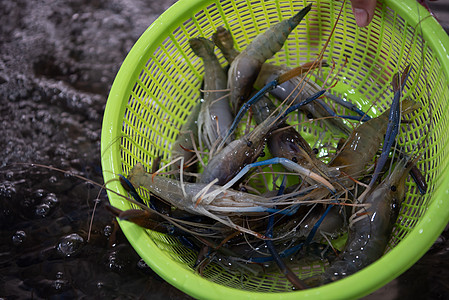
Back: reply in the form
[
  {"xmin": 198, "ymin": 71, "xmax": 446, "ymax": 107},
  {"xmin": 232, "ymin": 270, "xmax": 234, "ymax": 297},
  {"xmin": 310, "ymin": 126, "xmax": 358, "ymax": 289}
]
[
  {"xmin": 56, "ymin": 271, "xmax": 63, "ymax": 279},
  {"xmin": 12, "ymin": 230, "xmax": 26, "ymax": 246},
  {"xmin": 106, "ymin": 251, "xmax": 125, "ymax": 272},
  {"xmin": 57, "ymin": 233, "xmax": 84, "ymax": 257},
  {"xmin": 35, "ymin": 203, "xmax": 51, "ymax": 217},
  {"xmin": 136, "ymin": 258, "xmax": 149, "ymax": 270},
  {"xmin": 54, "ymin": 279, "xmax": 64, "ymax": 290},
  {"xmin": 97, "ymin": 282, "xmax": 104, "ymax": 289},
  {"xmin": 43, "ymin": 193, "xmax": 59, "ymax": 207},
  {"xmin": 49, "ymin": 175, "xmax": 58, "ymax": 183},
  {"xmin": 33, "ymin": 188, "xmax": 45, "ymax": 199},
  {"xmin": 103, "ymin": 225, "xmax": 112, "ymax": 237},
  {"xmin": 0, "ymin": 182, "xmax": 16, "ymax": 198}
]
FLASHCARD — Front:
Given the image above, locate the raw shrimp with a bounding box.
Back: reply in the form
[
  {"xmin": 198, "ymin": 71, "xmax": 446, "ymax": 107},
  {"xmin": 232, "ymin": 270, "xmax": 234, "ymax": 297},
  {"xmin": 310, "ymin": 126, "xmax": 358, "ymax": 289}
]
[
  {"xmin": 227, "ymin": 4, "xmax": 312, "ymax": 113},
  {"xmin": 252, "ymin": 94, "xmax": 340, "ymax": 180},
  {"xmin": 127, "ymin": 163, "xmax": 276, "ymax": 238},
  {"xmin": 189, "ymin": 37, "xmax": 234, "ymax": 150},
  {"xmin": 198, "ymin": 90, "xmax": 326, "ymax": 186},
  {"xmin": 329, "ymin": 98, "xmax": 421, "ymax": 187},
  {"xmin": 254, "ymin": 63, "xmax": 352, "ymax": 136},
  {"xmin": 213, "ymin": 26, "xmax": 351, "ymax": 139},
  {"xmin": 129, "ymin": 164, "xmax": 271, "ymax": 214},
  {"xmin": 317, "ymin": 157, "xmax": 413, "ymax": 284}
]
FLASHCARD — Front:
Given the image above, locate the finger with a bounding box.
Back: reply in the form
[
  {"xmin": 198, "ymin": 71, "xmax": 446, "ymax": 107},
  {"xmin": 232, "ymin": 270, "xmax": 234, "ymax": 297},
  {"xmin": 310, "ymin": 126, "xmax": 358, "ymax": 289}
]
[{"xmin": 350, "ymin": 0, "xmax": 377, "ymax": 27}]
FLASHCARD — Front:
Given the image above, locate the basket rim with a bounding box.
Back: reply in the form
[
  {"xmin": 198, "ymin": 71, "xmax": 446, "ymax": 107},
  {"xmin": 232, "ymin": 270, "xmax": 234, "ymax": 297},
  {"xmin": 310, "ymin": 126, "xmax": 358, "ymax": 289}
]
[{"xmin": 101, "ymin": 0, "xmax": 449, "ymax": 298}]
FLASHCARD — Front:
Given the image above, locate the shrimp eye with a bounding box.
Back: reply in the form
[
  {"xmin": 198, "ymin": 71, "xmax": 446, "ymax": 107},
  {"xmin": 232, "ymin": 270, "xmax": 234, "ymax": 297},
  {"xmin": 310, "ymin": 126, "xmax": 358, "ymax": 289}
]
[
  {"xmin": 390, "ymin": 185, "xmax": 397, "ymax": 192},
  {"xmin": 312, "ymin": 148, "xmax": 319, "ymax": 155},
  {"xmin": 246, "ymin": 140, "xmax": 253, "ymax": 147},
  {"xmin": 291, "ymin": 157, "xmax": 298, "ymax": 163},
  {"xmin": 307, "ymin": 113, "xmax": 314, "ymax": 119},
  {"xmin": 259, "ymin": 151, "xmax": 265, "ymax": 157}
]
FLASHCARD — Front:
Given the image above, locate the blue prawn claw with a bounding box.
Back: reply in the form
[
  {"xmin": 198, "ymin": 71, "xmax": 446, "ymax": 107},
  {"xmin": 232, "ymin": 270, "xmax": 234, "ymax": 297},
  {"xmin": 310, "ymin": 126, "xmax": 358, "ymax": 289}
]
[
  {"xmin": 323, "ymin": 94, "xmax": 372, "ymax": 122},
  {"xmin": 316, "ymin": 97, "xmax": 371, "ymax": 122},
  {"xmin": 369, "ymin": 65, "xmax": 412, "ymax": 186},
  {"xmin": 221, "ymin": 156, "xmax": 335, "ymax": 193}
]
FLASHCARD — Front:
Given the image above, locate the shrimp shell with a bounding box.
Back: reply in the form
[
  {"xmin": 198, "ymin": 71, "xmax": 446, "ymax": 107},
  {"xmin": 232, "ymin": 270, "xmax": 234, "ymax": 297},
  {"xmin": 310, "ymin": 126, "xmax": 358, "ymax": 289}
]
[
  {"xmin": 330, "ymin": 98, "xmax": 421, "ymax": 185},
  {"xmin": 189, "ymin": 37, "xmax": 234, "ymax": 149},
  {"xmin": 320, "ymin": 157, "xmax": 412, "ymax": 284},
  {"xmin": 227, "ymin": 4, "xmax": 312, "ymax": 113}
]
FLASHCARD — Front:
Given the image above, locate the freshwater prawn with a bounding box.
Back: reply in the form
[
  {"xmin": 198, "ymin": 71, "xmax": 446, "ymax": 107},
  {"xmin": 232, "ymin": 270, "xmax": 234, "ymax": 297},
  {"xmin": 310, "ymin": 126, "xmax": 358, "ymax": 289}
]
[
  {"xmin": 198, "ymin": 90, "xmax": 329, "ymax": 187},
  {"xmin": 227, "ymin": 4, "xmax": 312, "ymax": 114},
  {"xmin": 128, "ymin": 162, "xmax": 275, "ymax": 238},
  {"xmin": 253, "ymin": 63, "xmax": 353, "ymax": 136},
  {"xmin": 252, "ymin": 93, "xmax": 340, "ymax": 181},
  {"xmin": 329, "ymin": 98, "xmax": 421, "ymax": 187},
  {"xmin": 189, "ymin": 37, "xmax": 234, "ymax": 152},
  {"xmin": 308, "ymin": 156, "xmax": 415, "ymax": 285}
]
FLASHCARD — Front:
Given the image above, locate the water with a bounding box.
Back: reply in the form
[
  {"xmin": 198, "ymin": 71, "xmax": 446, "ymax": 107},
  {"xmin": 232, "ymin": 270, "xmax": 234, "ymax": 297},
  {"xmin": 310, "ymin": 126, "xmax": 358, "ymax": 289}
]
[
  {"xmin": 0, "ymin": 0, "xmax": 448, "ymax": 299},
  {"xmin": 0, "ymin": 0, "xmax": 189, "ymax": 298}
]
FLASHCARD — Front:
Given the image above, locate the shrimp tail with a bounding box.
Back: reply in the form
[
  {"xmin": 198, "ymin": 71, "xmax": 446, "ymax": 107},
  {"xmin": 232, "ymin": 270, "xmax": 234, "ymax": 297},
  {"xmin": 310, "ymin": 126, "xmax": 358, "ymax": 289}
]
[
  {"xmin": 190, "ymin": 37, "xmax": 234, "ymax": 150},
  {"xmin": 189, "ymin": 37, "xmax": 215, "ymax": 59},
  {"xmin": 245, "ymin": 3, "xmax": 312, "ymax": 64},
  {"xmin": 228, "ymin": 4, "xmax": 312, "ymax": 113},
  {"xmin": 104, "ymin": 204, "xmax": 166, "ymax": 232},
  {"xmin": 212, "ymin": 27, "xmax": 239, "ymax": 63}
]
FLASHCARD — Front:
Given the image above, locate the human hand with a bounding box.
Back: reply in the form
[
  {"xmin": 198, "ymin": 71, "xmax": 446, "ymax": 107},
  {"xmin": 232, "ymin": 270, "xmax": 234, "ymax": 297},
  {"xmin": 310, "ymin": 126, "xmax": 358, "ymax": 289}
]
[{"xmin": 350, "ymin": 0, "xmax": 377, "ymax": 27}]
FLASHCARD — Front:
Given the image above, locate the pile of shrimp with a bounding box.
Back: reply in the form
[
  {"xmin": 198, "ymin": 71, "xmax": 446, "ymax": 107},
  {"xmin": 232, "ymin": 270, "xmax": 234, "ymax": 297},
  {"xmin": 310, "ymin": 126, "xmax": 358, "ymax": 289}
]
[{"xmin": 113, "ymin": 4, "xmax": 427, "ymax": 289}]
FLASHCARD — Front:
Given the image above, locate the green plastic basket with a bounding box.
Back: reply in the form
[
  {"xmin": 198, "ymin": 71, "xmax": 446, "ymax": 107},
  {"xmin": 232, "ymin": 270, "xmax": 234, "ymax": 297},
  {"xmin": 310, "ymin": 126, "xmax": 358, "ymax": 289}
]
[{"xmin": 101, "ymin": 0, "xmax": 449, "ymax": 298}]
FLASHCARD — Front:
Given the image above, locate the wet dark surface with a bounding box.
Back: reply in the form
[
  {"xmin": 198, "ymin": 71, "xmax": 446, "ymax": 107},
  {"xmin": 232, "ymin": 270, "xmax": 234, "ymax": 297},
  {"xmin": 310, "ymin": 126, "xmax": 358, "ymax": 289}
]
[
  {"xmin": 0, "ymin": 0, "xmax": 190, "ymax": 298},
  {"xmin": 0, "ymin": 0, "xmax": 448, "ymax": 299}
]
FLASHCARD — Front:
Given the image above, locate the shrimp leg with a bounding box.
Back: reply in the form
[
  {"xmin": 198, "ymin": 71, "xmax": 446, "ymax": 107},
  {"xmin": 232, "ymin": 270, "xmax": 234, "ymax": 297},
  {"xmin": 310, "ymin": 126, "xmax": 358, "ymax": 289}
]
[{"xmin": 171, "ymin": 102, "xmax": 202, "ymax": 181}]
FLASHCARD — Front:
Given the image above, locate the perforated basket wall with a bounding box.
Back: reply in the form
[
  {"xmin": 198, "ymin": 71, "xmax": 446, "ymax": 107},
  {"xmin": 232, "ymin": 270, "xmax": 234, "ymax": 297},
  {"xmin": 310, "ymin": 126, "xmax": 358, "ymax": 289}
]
[{"xmin": 101, "ymin": 0, "xmax": 449, "ymax": 298}]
